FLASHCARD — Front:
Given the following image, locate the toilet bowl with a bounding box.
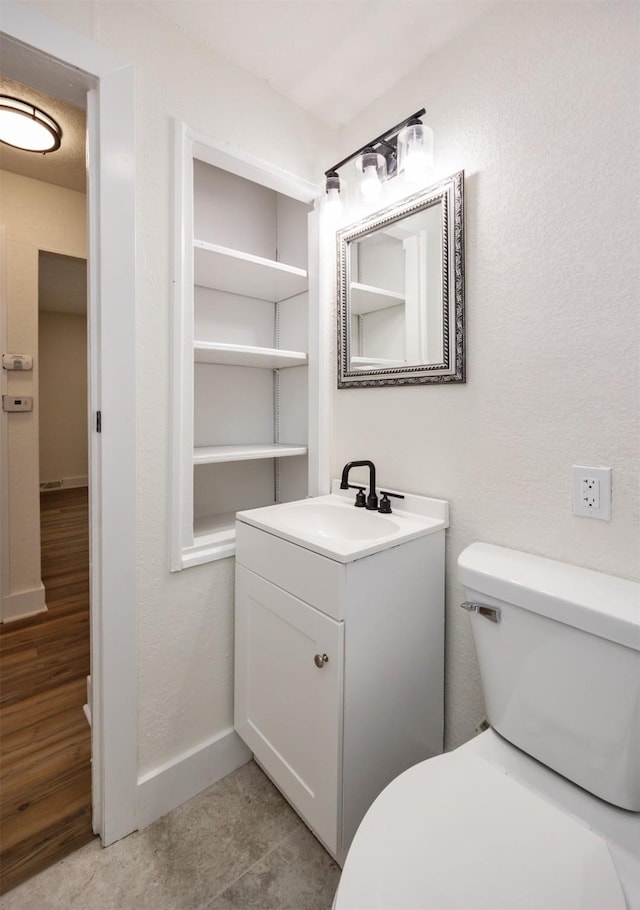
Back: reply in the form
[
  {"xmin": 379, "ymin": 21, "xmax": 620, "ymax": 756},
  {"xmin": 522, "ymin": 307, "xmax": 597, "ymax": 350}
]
[
  {"xmin": 333, "ymin": 544, "xmax": 640, "ymax": 910},
  {"xmin": 333, "ymin": 729, "xmax": 640, "ymax": 909}
]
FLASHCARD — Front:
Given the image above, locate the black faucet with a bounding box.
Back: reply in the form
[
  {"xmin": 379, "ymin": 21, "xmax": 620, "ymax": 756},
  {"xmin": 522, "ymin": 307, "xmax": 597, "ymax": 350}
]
[{"xmin": 340, "ymin": 461, "xmax": 378, "ymax": 510}]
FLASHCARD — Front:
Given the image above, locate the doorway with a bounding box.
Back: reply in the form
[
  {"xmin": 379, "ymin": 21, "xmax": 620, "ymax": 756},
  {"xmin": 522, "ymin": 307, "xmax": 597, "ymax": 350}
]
[
  {"xmin": 1, "ymin": 3, "xmax": 138, "ymax": 853},
  {"xmin": 0, "ymin": 80, "xmax": 93, "ymax": 888}
]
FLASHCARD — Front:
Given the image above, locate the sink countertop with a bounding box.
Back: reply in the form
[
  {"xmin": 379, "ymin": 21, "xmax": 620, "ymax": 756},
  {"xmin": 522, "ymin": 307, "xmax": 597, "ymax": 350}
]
[{"xmin": 236, "ymin": 482, "xmax": 449, "ymax": 563}]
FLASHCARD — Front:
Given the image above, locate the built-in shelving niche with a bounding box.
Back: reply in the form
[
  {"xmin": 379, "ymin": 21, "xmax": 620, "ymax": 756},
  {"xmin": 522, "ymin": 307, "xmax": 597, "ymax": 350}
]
[{"xmin": 171, "ymin": 122, "xmax": 322, "ymax": 569}]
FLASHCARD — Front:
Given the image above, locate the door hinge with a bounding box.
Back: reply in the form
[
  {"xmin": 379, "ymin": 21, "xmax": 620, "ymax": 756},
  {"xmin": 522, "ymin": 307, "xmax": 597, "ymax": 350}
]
[{"xmin": 96, "ymin": 410, "xmax": 102, "ymax": 433}]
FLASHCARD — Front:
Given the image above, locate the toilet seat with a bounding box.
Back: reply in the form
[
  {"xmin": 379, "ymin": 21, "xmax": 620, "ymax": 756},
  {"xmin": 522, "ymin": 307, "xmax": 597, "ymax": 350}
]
[{"xmin": 334, "ymin": 738, "xmax": 631, "ymax": 910}]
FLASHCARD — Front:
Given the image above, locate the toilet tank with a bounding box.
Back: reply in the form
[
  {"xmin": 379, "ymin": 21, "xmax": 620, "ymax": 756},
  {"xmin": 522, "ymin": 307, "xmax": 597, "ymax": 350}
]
[{"xmin": 458, "ymin": 543, "xmax": 640, "ymax": 811}]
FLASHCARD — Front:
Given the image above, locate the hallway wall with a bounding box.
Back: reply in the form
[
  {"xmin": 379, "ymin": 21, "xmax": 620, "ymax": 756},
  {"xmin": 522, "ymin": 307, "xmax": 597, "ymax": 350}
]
[
  {"xmin": 0, "ymin": 169, "xmax": 86, "ymax": 620},
  {"xmin": 38, "ymin": 311, "xmax": 88, "ymax": 487}
]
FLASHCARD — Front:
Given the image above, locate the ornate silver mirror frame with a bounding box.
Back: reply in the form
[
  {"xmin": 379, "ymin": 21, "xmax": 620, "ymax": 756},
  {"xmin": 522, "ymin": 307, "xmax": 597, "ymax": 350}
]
[{"xmin": 337, "ymin": 170, "xmax": 465, "ymax": 388}]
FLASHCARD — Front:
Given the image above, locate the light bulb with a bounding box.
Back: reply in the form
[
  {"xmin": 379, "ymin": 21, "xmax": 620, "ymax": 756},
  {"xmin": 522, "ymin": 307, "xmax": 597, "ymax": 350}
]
[
  {"xmin": 403, "ymin": 149, "xmax": 431, "ymax": 182},
  {"xmin": 324, "ymin": 171, "xmax": 342, "ymax": 215},
  {"xmin": 360, "ymin": 164, "xmax": 382, "ymax": 201},
  {"xmin": 324, "ymin": 188, "xmax": 342, "ymax": 208},
  {"xmin": 355, "ymin": 149, "xmax": 386, "ymax": 203},
  {"xmin": 398, "ymin": 121, "xmax": 433, "ymax": 183},
  {"xmin": 324, "ymin": 186, "xmax": 342, "ymax": 218}
]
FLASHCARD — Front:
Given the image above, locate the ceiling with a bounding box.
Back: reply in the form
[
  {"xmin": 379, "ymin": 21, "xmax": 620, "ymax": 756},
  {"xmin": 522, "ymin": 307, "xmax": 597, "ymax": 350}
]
[
  {"xmin": 137, "ymin": 0, "xmax": 497, "ymax": 126},
  {"xmin": 0, "ymin": 1, "xmax": 496, "ymax": 191}
]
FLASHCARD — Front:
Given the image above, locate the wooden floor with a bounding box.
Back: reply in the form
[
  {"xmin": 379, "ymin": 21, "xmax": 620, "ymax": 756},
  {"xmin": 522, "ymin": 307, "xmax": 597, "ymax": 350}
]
[{"xmin": 0, "ymin": 487, "xmax": 94, "ymax": 895}]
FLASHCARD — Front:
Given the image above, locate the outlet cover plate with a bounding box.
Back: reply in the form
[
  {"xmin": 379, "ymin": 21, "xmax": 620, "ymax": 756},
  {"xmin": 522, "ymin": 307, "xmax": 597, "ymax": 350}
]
[{"xmin": 572, "ymin": 465, "xmax": 612, "ymax": 520}]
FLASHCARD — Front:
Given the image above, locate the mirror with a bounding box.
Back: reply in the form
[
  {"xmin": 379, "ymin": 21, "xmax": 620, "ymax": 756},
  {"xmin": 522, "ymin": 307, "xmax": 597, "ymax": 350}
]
[{"xmin": 337, "ymin": 170, "xmax": 465, "ymax": 387}]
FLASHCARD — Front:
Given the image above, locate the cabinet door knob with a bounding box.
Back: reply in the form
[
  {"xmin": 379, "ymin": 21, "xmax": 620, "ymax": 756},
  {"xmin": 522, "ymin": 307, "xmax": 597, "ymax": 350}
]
[{"xmin": 314, "ymin": 653, "xmax": 329, "ymax": 668}]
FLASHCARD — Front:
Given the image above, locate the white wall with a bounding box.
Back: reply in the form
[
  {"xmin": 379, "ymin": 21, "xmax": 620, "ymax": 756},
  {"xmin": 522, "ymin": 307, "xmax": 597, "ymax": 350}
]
[
  {"xmin": 20, "ymin": 0, "xmax": 638, "ymax": 796},
  {"xmin": 38, "ymin": 310, "xmax": 88, "ymax": 485},
  {"xmin": 0, "ymin": 169, "xmax": 86, "ymax": 618},
  {"xmin": 331, "ymin": 2, "xmax": 640, "ymax": 748},
  {"xmin": 23, "ymin": 0, "xmax": 333, "ymax": 782}
]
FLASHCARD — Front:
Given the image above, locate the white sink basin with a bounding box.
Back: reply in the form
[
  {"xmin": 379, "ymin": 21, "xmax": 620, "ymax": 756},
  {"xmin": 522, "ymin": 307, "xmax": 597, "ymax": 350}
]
[
  {"xmin": 236, "ymin": 487, "xmax": 449, "ymax": 562},
  {"xmin": 273, "ymin": 502, "xmax": 400, "ymax": 541}
]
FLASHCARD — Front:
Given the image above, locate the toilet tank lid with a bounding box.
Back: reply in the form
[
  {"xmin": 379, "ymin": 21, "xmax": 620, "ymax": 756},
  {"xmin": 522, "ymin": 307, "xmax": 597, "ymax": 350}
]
[{"xmin": 458, "ymin": 543, "xmax": 640, "ymax": 651}]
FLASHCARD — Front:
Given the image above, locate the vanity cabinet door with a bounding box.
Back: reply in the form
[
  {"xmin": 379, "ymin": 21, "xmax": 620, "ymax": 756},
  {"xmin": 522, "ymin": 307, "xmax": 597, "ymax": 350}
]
[{"xmin": 235, "ymin": 565, "xmax": 344, "ymax": 853}]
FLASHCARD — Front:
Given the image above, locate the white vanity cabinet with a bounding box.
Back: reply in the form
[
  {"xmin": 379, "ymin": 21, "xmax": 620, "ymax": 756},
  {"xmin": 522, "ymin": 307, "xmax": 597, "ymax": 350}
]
[{"xmin": 234, "ymin": 515, "xmax": 445, "ymax": 861}]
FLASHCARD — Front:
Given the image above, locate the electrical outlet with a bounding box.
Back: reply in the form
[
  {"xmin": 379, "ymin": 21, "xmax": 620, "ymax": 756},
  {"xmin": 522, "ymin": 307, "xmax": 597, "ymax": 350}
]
[
  {"xmin": 581, "ymin": 477, "xmax": 600, "ymax": 510},
  {"xmin": 572, "ymin": 466, "xmax": 611, "ymax": 520}
]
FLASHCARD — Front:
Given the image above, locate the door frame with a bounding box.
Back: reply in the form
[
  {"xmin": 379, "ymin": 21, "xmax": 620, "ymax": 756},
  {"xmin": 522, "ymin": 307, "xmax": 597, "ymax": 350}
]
[{"xmin": 1, "ymin": 2, "xmax": 138, "ymax": 844}]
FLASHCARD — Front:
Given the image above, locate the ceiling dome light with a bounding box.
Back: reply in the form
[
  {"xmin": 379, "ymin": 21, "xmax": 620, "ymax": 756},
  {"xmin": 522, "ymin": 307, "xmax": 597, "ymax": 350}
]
[
  {"xmin": 397, "ymin": 117, "xmax": 434, "ymax": 182},
  {"xmin": 0, "ymin": 95, "xmax": 62, "ymax": 153}
]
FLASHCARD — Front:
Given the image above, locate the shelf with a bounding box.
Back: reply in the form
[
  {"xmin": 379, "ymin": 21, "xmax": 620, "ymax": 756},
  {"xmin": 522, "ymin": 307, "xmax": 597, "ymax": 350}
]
[
  {"xmin": 194, "ymin": 341, "xmax": 307, "ymax": 369},
  {"xmin": 180, "ymin": 512, "xmax": 237, "ymax": 568},
  {"xmin": 350, "ymin": 282, "xmax": 405, "ymax": 316},
  {"xmin": 194, "ymin": 240, "xmax": 308, "ymax": 302},
  {"xmin": 194, "ymin": 444, "xmax": 308, "ymax": 465}
]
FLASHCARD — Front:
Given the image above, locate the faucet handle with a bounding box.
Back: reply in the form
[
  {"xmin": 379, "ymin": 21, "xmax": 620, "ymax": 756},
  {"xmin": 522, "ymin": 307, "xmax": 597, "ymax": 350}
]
[
  {"xmin": 346, "ymin": 484, "xmax": 366, "ymax": 508},
  {"xmin": 378, "ymin": 490, "xmax": 405, "ymax": 514}
]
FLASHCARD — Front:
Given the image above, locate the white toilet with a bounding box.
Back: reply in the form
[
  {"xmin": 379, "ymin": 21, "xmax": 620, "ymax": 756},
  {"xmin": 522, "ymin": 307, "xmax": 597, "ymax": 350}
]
[{"xmin": 333, "ymin": 542, "xmax": 640, "ymax": 910}]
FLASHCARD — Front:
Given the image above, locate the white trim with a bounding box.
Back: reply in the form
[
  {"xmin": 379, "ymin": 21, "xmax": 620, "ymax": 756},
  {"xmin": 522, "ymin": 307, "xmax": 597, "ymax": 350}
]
[
  {"xmin": 137, "ymin": 729, "xmax": 252, "ymax": 829},
  {"xmin": 170, "ymin": 120, "xmax": 195, "ymax": 571},
  {"xmin": 1, "ymin": 583, "xmax": 47, "ymax": 621},
  {"xmin": 1, "ymin": 2, "xmax": 138, "ymax": 846},
  {"xmin": 190, "ymin": 129, "xmax": 319, "ymax": 204},
  {"xmin": 308, "ymin": 204, "xmax": 332, "ymax": 496},
  {"xmin": 0, "ymin": 227, "xmax": 9, "ymax": 614},
  {"xmin": 88, "ymin": 61, "xmax": 138, "ymax": 846},
  {"xmin": 181, "ymin": 538, "xmax": 236, "ymax": 569}
]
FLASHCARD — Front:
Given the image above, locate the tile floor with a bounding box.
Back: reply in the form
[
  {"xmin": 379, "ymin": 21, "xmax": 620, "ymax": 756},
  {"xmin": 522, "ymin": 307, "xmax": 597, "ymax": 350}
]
[{"xmin": 0, "ymin": 762, "xmax": 341, "ymax": 910}]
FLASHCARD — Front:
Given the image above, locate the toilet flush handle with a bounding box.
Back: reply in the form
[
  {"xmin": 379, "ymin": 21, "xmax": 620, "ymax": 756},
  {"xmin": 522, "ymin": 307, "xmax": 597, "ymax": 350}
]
[{"xmin": 460, "ymin": 601, "xmax": 501, "ymax": 624}]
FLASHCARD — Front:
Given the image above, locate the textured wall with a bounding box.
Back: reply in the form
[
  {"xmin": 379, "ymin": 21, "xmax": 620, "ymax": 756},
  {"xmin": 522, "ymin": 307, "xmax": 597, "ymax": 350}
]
[
  {"xmin": 1, "ymin": 170, "xmax": 86, "ymax": 608},
  {"xmin": 22, "ymin": 0, "xmax": 639, "ymax": 777},
  {"xmin": 331, "ymin": 1, "xmax": 640, "ymax": 749},
  {"xmin": 25, "ymin": 0, "xmax": 333, "ymax": 776},
  {"xmin": 38, "ymin": 311, "xmax": 88, "ymax": 485}
]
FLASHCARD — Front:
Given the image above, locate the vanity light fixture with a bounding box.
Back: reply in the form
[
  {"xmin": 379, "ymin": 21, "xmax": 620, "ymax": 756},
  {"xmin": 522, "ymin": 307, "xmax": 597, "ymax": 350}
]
[
  {"xmin": 324, "ymin": 107, "xmax": 431, "ymax": 207},
  {"xmin": 0, "ymin": 95, "xmax": 62, "ymax": 153},
  {"xmin": 325, "ymin": 169, "xmax": 341, "ymax": 208},
  {"xmin": 397, "ymin": 117, "xmax": 434, "ymax": 182}
]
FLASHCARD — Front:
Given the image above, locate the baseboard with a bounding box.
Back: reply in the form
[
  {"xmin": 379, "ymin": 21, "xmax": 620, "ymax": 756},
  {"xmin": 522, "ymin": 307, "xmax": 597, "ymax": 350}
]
[
  {"xmin": 40, "ymin": 476, "xmax": 88, "ymax": 491},
  {"xmin": 136, "ymin": 727, "xmax": 252, "ymax": 829},
  {"xmin": 63, "ymin": 475, "xmax": 88, "ymax": 489},
  {"xmin": 1, "ymin": 583, "xmax": 47, "ymax": 621}
]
